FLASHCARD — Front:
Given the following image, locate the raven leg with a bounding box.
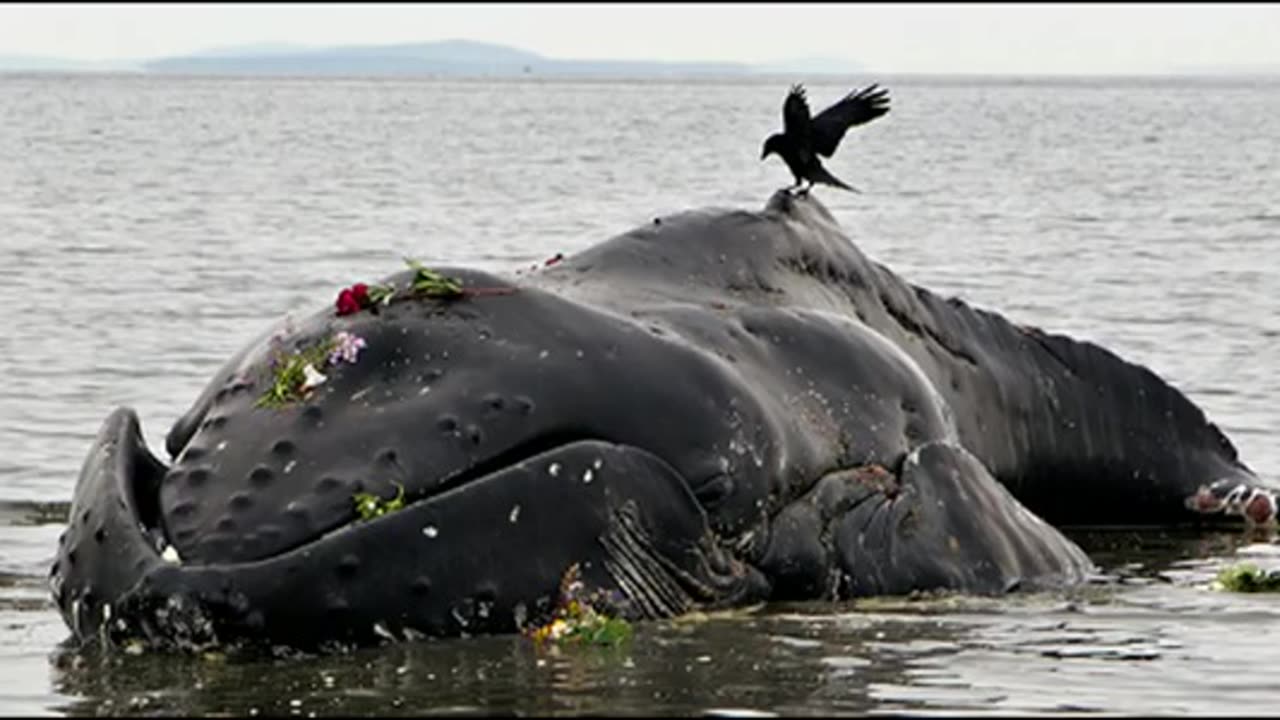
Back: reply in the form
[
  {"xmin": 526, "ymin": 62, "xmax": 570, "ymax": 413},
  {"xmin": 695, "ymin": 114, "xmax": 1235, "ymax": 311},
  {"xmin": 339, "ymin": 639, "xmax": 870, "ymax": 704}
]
[{"xmin": 785, "ymin": 176, "xmax": 811, "ymax": 197}]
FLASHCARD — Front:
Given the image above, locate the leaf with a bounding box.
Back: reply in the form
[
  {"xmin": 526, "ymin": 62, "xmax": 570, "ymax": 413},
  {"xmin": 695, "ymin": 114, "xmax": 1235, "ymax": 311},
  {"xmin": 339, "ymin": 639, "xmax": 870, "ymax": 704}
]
[
  {"xmin": 403, "ymin": 257, "xmax": 463, "ymax": 298},
  {"xmin": 367, "ymin": 283, "xmax": 397, "ymax": 307},
  {"xmin": 256, "ymin": 336, "xmax": 342, "ymax": 409},
  {"xmin": 352, "ymin": 482, "xmax": 407, "ymax": 521},
  {"xmin": 1215, "ymin": 563, "xmax": 1280, "ymax": 592}
]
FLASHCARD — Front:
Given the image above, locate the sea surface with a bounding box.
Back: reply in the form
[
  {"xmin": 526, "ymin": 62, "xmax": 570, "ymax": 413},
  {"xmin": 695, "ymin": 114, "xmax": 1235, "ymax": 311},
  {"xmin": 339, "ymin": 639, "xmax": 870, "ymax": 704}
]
[{"xmin": 1, "ymin": 72, "xmax": 1279, "ymax": 715}]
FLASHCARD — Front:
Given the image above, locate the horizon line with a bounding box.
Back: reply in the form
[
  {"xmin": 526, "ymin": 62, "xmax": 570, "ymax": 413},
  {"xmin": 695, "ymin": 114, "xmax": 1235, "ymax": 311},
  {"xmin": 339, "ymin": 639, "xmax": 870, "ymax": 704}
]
[
  {"xmin": 3, "ymin": 68, "xmax": 1278, "ymax": 80},
  {"xmin": 1, "ymin": 37, "xmax": 1276, "ymax": 77}
]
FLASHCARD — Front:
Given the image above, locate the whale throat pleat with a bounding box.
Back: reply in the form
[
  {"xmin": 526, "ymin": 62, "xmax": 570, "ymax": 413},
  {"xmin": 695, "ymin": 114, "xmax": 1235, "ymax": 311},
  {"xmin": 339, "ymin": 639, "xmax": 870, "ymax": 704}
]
[{"xmin": 600, "ymin": 502, "xmax": 695, "ymax": 620}]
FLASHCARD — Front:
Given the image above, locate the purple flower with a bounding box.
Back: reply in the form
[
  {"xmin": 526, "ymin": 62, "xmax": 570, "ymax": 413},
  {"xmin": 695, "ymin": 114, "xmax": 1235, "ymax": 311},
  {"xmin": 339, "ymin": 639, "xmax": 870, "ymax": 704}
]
[{"xmin": 328, "ymin": 331, "xmax": 367, "ymax": 366}]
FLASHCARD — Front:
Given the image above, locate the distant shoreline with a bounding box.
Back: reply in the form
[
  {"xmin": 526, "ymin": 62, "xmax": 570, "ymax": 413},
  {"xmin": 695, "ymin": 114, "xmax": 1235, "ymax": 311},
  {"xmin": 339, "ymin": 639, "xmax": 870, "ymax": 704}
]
[
  {"xmin": 3, "ymin": 70, "xmax": 1278, "ymax": 86},
  {"xmin": 2, "ymin": 38, "xmax": 1274, "ymax": 80}
]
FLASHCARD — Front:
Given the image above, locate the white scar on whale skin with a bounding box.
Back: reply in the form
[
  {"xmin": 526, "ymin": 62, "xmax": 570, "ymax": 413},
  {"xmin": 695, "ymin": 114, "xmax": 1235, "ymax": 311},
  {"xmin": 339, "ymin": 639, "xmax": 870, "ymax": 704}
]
[{"xmin": 372, "ymin": 622, "xmax": 397, "ymax": 643}]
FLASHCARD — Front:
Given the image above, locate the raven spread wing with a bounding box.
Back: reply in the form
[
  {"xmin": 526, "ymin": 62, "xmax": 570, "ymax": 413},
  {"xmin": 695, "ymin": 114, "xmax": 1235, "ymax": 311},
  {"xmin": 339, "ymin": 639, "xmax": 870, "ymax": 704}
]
[
  {"xmin": 810, "ymin": 84, "xmax": 890, "ymax": 158},
  {"xmin": 782, "ymin": 84, "xmax": 812, "ymax": 138}
]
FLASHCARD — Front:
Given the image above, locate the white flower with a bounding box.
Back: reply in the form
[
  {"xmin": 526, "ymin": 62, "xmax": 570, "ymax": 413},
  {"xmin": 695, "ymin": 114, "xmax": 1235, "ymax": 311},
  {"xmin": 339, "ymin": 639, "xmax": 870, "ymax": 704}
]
[
  {"xmin": 161, "ymin": 545, "xmax": 182, "ymax": 564},
  {"xmin": 301, "ymin": 363, "xmax": 328, "ymax": 392}
]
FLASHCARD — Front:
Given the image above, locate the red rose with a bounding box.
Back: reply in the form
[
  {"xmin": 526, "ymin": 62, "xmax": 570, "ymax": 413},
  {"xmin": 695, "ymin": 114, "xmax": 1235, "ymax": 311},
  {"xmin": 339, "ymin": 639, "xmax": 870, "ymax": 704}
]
[
  {"xmin": 335, "ymin": 288, "xmax": 361, "ymax": 316},
  {"xmin": 351, "ymin": 283, "xmax": 370, "ymax": 307}
]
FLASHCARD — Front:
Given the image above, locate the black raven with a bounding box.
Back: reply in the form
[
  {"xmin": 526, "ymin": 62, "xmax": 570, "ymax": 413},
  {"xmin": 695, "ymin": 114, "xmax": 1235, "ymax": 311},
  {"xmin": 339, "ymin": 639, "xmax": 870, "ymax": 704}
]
[{"xmin": 760, "ymin": 83, "xmax": 890, "ymax": 195}]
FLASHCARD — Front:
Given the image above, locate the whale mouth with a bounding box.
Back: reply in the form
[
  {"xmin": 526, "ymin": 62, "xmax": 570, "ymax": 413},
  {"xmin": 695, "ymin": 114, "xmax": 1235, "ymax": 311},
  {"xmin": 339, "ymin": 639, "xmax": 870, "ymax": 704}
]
[
  {"xmin": 53, "ymin": 407, "xmax": 752, "ymax": 651},
  {"xmin": 157, "ymin": 428, "xmax": 622, "ymax": 568},
  {"xmin": 404, "ymin": 430, "xmax": 613, "ymax": 515},
  {"xmin": 51, "ymin": 408, "xmax": 171, "ymax": 639},
  {"xmin": 111, "ymin": 417, "xmax": 171, "ymax": 559}
]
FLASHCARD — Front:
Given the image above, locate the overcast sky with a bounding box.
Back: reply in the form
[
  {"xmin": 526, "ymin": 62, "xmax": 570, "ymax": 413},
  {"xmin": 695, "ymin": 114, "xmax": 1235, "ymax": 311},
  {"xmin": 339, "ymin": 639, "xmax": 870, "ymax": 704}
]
[{"xmin": 1, "ymin": 2, "xmax": 1277, "ymax": 74}]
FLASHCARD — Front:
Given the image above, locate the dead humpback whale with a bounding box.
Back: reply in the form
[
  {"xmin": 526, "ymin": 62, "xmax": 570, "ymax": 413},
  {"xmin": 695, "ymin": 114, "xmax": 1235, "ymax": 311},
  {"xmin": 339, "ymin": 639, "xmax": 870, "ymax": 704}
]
[{"xmin": 50, "ymin": 190, "xmax": 1276, "ymax": 652}]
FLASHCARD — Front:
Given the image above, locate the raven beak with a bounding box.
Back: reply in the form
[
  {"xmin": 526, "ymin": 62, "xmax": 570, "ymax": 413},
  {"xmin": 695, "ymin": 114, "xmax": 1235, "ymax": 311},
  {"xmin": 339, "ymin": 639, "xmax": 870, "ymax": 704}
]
[{"xmin": 760, "ymin": 148, "xmax": 769, "ymax": 161}]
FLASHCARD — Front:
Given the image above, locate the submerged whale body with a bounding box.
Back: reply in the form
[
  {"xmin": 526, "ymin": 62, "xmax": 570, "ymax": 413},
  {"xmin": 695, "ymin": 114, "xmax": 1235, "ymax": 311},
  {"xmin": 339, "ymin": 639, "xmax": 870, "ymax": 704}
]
[{"xmin": 51, "ymin": 191, "xmax": 1278, "ymax": 652}]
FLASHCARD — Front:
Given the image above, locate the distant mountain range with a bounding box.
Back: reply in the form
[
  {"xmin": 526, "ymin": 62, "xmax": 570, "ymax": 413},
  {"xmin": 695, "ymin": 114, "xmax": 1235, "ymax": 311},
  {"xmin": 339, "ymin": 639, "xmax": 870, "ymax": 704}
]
[{"xmin": 0, "ymin": 39, "xmax": 867, "ymax": 77}]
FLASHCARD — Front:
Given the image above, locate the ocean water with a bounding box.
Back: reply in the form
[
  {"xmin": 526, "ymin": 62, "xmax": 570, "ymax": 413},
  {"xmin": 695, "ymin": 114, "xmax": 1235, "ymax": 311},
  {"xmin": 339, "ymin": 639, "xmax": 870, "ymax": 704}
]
[{"xmin": 1, "ymin": 72, "xmax": 1279, "ymax": 715}]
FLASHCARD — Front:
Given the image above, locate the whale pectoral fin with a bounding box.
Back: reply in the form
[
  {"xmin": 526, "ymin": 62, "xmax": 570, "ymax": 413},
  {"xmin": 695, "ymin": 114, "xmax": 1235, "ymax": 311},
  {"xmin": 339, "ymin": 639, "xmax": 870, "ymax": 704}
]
[{"xmin": 828, "ymin": 442, "xmax": 1094, "ymax": 598}]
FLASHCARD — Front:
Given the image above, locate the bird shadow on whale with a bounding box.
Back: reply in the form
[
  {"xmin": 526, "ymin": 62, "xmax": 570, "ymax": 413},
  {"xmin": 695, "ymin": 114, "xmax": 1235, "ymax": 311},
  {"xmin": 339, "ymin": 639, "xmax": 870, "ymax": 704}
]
[{"xmin": 48, "ymin": 188, "xmax": 1279, "ymax": 654}]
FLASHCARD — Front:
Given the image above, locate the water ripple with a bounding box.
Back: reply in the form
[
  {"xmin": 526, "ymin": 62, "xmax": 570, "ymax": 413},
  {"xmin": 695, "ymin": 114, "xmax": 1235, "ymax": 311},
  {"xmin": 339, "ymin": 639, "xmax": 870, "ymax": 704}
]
[{"xmin": 2, "ymin": 74, "xmax": 1280, "ymax": 716}]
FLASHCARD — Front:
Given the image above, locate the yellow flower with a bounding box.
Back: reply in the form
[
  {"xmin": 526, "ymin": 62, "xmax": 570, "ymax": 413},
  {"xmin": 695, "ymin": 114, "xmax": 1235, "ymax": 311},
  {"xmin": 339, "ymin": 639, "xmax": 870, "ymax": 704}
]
[{"xmin": 534, "ymin": 619, "xmax": 570, "ymax": 642}]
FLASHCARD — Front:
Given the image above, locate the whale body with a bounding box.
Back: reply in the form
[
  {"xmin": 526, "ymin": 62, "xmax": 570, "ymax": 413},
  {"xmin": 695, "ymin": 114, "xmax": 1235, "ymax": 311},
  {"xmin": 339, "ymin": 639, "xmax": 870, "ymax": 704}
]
[{"xmin": 50, "ymin": 191, "xmax": 1276, "ymax": 652}]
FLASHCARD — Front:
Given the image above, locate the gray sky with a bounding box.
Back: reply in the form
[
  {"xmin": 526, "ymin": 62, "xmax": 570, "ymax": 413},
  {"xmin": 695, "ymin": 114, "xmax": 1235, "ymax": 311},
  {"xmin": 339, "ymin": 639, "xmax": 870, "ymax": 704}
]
[{"xmin": 1, "ymin": 2, "xmax": 1277, "ymax": 74}]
